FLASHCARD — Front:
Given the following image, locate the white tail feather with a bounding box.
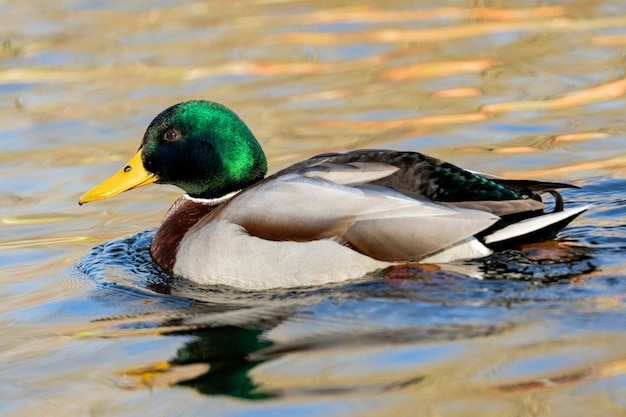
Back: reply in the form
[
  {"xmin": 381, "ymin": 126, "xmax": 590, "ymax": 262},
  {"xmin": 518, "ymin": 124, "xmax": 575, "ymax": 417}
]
[{"xmin": 484, "ymin": 206, "xmax": 588, "ymax": 245}]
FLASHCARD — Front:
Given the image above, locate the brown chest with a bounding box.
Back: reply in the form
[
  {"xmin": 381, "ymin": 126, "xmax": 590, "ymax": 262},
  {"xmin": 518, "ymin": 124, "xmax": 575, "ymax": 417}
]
[{"xmin": 150, "ymin": 197, "xmax": 218, "ymax": 274}]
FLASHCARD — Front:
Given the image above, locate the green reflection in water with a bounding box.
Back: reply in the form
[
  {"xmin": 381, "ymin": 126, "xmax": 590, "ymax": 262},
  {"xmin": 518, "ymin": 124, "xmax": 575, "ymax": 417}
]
[{"xmin": 172, "ymin": 326, "xmax": 272, "ymax": 399}]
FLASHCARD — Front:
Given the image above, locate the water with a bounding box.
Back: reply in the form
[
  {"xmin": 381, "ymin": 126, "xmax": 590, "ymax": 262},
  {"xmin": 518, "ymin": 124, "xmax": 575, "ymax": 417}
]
[{"xmin": 2, "ymin": 1, "xmax": 626, "ymax": 415}]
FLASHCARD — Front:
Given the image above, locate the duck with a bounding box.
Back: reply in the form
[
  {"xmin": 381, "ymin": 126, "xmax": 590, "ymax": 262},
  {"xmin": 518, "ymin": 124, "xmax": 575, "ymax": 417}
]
[{"xmin": 79, "ymin": 100, "xmax": 587, "ymax": 289}]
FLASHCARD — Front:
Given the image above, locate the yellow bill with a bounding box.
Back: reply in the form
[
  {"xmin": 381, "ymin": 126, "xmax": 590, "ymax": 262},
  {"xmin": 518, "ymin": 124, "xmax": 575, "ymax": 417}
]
[{"xmin": 79, "ymin": 150, "xmax": 157, "ymax": 205}]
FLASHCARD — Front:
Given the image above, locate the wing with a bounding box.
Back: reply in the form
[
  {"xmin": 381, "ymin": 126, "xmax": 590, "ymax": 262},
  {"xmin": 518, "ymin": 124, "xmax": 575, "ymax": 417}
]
[
  {"xmin": 209, "ymin": 166, "xmax": 499, "ymax": 262},
  {"xmin": 270, "ymin": 150, "xmax": 574, "ymax": 217}
]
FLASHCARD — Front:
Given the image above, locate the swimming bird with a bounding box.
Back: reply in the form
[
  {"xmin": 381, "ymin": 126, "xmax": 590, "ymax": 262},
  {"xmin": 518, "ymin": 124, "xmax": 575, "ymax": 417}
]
[{"xmin": 79, "ymin": 100, "xmax": 587, "ymax": 289}]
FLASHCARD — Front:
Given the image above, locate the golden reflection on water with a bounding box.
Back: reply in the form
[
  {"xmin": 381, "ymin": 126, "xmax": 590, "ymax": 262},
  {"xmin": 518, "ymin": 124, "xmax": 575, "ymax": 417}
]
[{"xmin": 1, "ymin": 1, "xmax": 626, "ymax": 416}]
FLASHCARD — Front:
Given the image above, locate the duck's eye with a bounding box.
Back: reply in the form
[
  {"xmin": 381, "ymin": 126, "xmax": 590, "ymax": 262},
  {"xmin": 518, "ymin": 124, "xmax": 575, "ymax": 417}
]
[{"xmin": 164, "ymin": 129, "xmax": 180, "ymax": 141}]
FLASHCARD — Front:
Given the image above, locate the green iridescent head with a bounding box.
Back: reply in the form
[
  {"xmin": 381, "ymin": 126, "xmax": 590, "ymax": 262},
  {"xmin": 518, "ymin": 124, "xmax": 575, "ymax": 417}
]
[{"xmin": 140, "ymin": 100, "xmax": 267, "ymax": 198}]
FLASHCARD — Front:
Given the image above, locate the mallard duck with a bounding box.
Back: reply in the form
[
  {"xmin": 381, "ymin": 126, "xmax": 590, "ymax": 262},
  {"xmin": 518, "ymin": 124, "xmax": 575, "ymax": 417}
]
[{"xmin": 80, "ymin": 100, "xmax": 587, "ymax": 289}]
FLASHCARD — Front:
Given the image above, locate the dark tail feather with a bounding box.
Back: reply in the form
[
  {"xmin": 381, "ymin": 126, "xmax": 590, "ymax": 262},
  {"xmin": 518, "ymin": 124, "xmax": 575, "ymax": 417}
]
[{"xmin": 493, "ymin": 179, "xmax": 579, "ymax": 193}]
